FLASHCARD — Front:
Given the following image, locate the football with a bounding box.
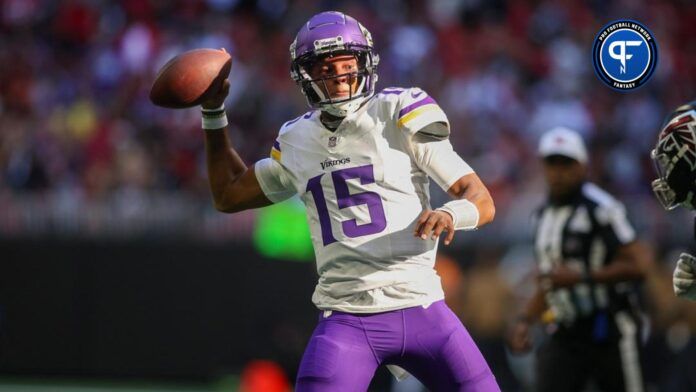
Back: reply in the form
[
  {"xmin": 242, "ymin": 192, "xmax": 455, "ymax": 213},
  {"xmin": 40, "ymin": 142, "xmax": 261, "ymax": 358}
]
[{"xmin": 150, "ymin": 48, "xmax": 232, "ymax": 109}]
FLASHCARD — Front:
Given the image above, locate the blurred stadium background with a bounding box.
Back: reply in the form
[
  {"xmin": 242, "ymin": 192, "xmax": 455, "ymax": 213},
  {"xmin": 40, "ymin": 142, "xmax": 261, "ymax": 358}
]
[{"xmin": 0, "ymin": 0, "xmax": 695, "ymax": 391}]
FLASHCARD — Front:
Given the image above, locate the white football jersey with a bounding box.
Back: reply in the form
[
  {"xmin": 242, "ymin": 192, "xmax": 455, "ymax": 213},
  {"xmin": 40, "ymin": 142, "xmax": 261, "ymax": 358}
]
[{"xmin": 255, "ymin": 87, "xmax": 474, "ymax": 313}]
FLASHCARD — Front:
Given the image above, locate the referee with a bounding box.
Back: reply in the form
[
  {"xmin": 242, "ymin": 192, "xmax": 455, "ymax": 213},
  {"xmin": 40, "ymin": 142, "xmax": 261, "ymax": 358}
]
[{"xmin": 507, "ymin": 127, "xmax": 648, "ymax": 392}]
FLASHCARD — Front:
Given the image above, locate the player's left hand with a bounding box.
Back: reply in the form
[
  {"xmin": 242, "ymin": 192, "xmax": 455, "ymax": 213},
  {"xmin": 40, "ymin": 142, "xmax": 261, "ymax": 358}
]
[
  {"xmin": 674, "ymin": 253, "xmax": 696, "ymax": 301},
  {"xmin": 414, "ymin": 209, "xmax": 455, "ymax": 245},
  {"xmin": 541, "ymin": 265, "xmax": 583, "ymax": 289}
]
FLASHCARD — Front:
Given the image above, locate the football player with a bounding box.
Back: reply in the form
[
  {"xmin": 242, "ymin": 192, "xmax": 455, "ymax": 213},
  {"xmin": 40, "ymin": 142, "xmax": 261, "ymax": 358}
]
[
  {"xmin": 651, "ymin": 101, "xmax": 696, "ymax": 301},
  {"xmin": 199, "ymin": 11, "xmax": 500, "ymax": 391}
]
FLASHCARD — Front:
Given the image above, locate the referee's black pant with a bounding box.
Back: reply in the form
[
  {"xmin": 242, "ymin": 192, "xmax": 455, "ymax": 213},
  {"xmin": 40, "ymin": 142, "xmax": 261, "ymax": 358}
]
[{"xmin": 536, "ymin": 315, "xmax": 644, "ymax": 392}]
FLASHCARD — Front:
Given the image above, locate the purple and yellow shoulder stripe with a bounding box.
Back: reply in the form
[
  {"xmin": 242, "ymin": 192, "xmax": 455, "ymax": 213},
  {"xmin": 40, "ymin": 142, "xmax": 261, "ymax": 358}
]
[
  {"xmin": 271, "ymin": 140, "xmax": 281, "ymax": 161},
  {"xmin": 397, "ymin": 94, "xmax": 440, "ymax": 127}
]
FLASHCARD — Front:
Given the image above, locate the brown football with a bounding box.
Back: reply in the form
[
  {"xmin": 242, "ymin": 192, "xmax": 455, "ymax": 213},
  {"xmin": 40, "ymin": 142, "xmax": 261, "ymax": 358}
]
[{"xmin": 150, "ymin": 48, "xmax": 232, "ymax": 109}]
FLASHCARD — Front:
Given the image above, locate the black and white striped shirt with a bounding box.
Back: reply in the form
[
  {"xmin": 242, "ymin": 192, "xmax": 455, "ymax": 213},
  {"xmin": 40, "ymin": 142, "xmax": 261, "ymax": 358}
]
[{"xmin": 533, "ymin": 182, "xmax": 639, "ymax": 334}]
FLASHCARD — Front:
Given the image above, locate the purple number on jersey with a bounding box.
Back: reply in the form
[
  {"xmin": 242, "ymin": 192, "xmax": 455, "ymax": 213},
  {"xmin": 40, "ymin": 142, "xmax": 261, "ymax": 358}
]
[
  {"xmin": 306, "ymin": 164, "xmax": 387, "ymax": 246},
  {"xmin": 332, "ymin": 165, "xmax": 387, "ymax": 238},
  {"xmin": 306, "ymin": 173, "xmax": 337, "ymax": 245}
]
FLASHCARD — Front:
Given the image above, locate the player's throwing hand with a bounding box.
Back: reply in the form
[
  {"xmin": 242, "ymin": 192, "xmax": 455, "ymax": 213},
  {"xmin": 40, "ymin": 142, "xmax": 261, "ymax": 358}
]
[
  {"xmin": 201, "ymin": 49, "xmax": 231, "ymax": 110},
  {"xmin": 674, "ymin": 253, "xmax": 696, "ymax": 300},
  {"xmin": 201, "ymin": 79, "xmax": 230, "ymax": 110}
]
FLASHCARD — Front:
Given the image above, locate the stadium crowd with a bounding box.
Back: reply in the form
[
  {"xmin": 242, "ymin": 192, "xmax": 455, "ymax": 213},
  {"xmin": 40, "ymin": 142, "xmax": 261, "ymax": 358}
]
[
  {"xmin": 0, "ymin": 0, "xmax": 693, "ymax": 242},
  {"xmin": 0, "ymin": 0, "xmax": 694, "ymax": 242}
]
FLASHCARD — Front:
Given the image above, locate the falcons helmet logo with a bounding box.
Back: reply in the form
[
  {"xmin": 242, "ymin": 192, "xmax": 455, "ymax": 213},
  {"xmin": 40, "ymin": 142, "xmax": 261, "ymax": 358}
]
[
  {"xmin": 657, "ymin": 112, "xmax": 696, "ymax": 172},
  {"xmin": 652, "ymin": 105, "xmax": 696, "ymax": 210}
]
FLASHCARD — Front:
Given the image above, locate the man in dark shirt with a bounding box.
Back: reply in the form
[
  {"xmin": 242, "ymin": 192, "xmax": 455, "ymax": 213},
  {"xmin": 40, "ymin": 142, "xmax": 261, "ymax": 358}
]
[{"xmin": 508, "ymin": 127, "xmax": 648, "ymax": 392}]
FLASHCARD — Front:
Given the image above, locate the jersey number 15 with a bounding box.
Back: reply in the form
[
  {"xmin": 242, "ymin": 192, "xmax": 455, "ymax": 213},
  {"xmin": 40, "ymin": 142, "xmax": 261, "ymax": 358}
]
[{"xmin": 306, "ymin": 164, "xmax": 387, "ymax": 246}]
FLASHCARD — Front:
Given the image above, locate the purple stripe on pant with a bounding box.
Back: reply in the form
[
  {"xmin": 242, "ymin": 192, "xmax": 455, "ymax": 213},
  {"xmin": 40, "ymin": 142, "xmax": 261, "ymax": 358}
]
[{"xmin": 296, "ymin": 300, "xmax": 500, "ymax": 391}]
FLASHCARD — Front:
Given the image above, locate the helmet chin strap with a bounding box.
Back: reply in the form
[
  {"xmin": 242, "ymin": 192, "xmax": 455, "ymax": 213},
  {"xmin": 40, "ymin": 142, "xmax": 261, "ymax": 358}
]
[{"xmin": 321, "ymin": 95, "xmax": 368, "ymax": 117}]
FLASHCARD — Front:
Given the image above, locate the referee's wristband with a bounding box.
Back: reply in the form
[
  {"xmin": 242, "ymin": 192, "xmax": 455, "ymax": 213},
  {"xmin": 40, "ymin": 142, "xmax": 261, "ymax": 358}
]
[{"xmin": 201, "ymin": 104, "xmax": 228, "ymax": 130}]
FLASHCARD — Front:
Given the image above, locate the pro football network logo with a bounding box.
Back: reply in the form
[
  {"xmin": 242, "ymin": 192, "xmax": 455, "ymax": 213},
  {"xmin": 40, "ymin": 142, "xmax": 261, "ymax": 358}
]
[{"xmin": 592, "ymin": 20, "xmax": 657, "ymax": 91}]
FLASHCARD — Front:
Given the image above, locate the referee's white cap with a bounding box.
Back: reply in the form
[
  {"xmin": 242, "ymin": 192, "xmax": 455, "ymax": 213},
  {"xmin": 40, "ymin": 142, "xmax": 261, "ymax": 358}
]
[{"xmin": 538, "ymin": 127, "xmax": 588, "ymax": 164}]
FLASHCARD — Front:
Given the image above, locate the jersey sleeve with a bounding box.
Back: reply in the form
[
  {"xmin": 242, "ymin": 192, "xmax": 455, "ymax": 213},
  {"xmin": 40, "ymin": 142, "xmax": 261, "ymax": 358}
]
[
  {"xmin": 254, "ymin": 140, "xmax": 296, "ymax": 203},
  {"xmin": 395, "ymin": 87, "xmax": 450, "ymax": 137},
  {"xmin": 594, "ymin": 201, "xmax": 636, "ymax": 245},
  {"xmin": 409, "ymin": 132, "xmax": 474, "ymax": 191}
]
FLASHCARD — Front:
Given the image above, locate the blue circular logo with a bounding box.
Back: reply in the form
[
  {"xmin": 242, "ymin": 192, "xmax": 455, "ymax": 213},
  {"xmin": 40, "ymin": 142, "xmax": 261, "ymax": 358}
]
[{"xmin": 592, "ymin": 20, "xmax": 658, "ymax": 91}]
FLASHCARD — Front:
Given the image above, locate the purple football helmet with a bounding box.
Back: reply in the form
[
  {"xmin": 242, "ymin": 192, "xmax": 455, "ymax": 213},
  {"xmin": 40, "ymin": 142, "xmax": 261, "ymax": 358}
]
[{"xmin": 290, "ymin": 11, "xmax": 379, "ymax": 117}]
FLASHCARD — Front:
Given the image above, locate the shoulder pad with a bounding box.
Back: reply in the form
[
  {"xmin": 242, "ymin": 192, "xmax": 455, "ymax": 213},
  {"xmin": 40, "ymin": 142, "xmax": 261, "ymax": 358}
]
[{"xmin": 280, "ymin": 111, "xmax": 316, "ymax": 134}]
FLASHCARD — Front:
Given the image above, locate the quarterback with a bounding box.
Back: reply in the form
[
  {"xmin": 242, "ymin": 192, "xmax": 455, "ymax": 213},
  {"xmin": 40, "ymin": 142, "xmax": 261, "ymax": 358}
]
[
  {"xmin": 199, "ymin": 11, "xmax": 499, "ymax": 391},
  {"xmin": 652, "ymin": 101, "xmax": 696, "ymax": 301}
]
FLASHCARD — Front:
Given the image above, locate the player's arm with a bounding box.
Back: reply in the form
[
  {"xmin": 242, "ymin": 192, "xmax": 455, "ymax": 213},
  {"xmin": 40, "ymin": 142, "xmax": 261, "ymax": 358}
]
[
  {"xmin": 415, "ymin": 172, "xmax": 495, "ymax": 244},
  {"xmin": 204, "ymin": 133, "xmax": 272, "ymax": 213},
  {"xmin": 445, "ymin": 172, "xmax": 496, "ymax": 226},
  {"xmin": 201, "ymin": 80, "xmax": 272, "ymax": 213},
  {"xmin": 411, "ymin": 124, "xmax": 495, "ymax": 245}
]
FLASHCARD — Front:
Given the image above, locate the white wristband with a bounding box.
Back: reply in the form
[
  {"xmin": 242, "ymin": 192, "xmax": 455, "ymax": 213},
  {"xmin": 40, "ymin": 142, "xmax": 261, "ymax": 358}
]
[
  {"xmin": 436, "ymin": 199, "xmax": 479, "ymax": 231},
  {"xmin": 201, "ymin": 115, "xmax": 228, "ymax": 130},
  {"xmin": 201, "ymin": 104, "xmax": 228, "ymax": 130}
]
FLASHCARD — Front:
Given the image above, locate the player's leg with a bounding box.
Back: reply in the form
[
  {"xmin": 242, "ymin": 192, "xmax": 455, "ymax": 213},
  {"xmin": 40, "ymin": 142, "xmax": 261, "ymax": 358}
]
[
  {"xmin": 295, "ymin": 312, "xmax": 380, "ymax": 392},
  {"xmin": 593, "ymin": 312, "xmax": 644, "ymax": 392},
  {"xmin": 535, "ymin": 336, "xmax": 588, "ymax": 392},
  {"xmin": 394, "ymin": 301, "xmax": 499, "ymax": 391}
]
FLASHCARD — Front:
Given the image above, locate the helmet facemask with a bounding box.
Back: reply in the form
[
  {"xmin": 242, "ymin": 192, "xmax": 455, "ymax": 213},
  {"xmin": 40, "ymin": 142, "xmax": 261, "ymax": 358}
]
[
  {"xmin": 651, "ymin": 148, "xmax": 684, "ymax": 210},
  {"xmin": 291, "ymin": 47, "xmax": 378, "ymax": 117}
]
